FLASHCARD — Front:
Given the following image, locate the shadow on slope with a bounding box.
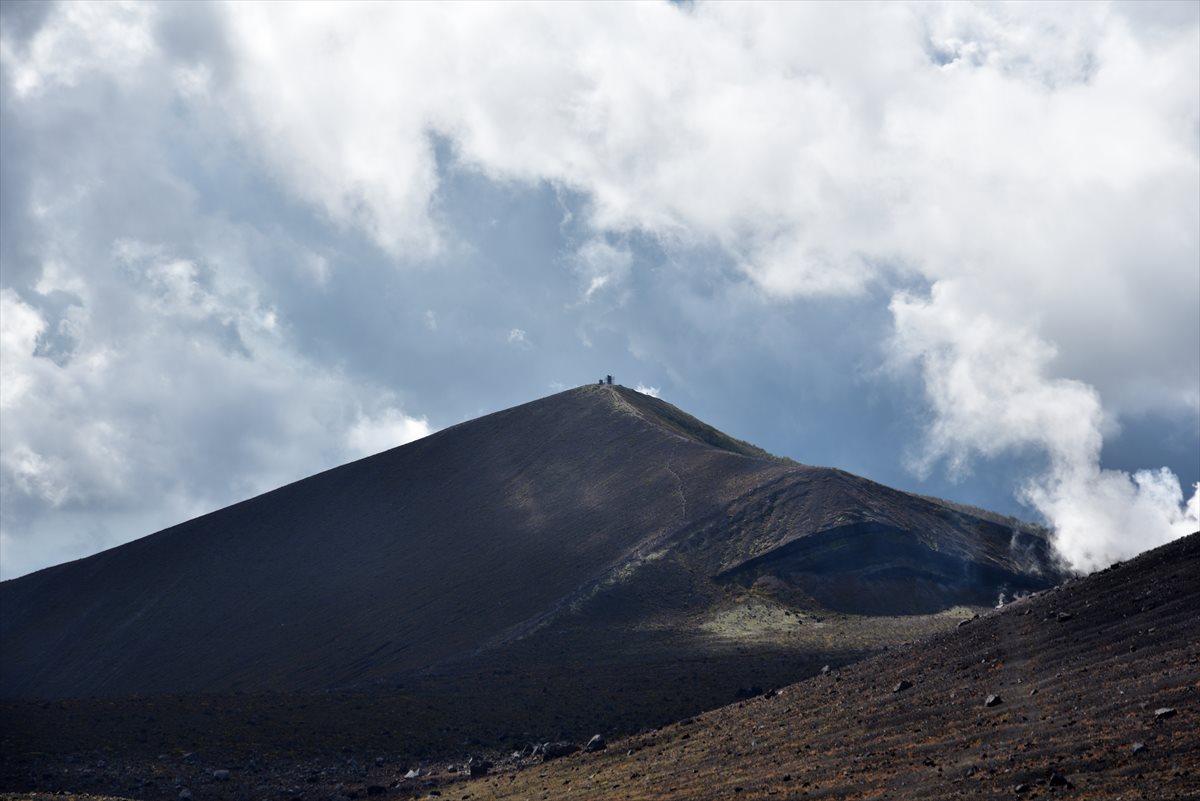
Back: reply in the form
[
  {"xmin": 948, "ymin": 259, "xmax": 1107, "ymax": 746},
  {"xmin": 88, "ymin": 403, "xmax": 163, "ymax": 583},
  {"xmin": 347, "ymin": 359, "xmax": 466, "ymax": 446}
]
[
  {"xmin": 717, "ymin": 521, "xmax": 1053, "ymax": 615},
  {"xmin": 465, "ymin": 531, "xmax": 1200, "ymax": 801}
]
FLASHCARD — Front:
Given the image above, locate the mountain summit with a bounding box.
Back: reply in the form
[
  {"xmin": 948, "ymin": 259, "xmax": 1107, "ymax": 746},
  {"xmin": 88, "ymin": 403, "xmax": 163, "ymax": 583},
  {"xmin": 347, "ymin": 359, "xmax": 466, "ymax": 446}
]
[{"xmin": 1, "ymin": 384, "xmax": 1061, "ymax": 701}]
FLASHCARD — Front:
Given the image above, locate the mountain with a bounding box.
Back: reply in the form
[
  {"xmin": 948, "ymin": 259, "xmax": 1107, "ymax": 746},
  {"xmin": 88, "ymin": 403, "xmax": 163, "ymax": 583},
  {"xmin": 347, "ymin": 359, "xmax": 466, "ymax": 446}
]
[
  {"xmin": 464, "ymin": 531, "xmax": 1200, "ymax": 801},
  {"xmin": 0, "ymin": 385, "xmax": 1083, "ymax": 799},
  {"xmin": 1, "ymin": 384, "xmax": 1061, "ymax": 702}
]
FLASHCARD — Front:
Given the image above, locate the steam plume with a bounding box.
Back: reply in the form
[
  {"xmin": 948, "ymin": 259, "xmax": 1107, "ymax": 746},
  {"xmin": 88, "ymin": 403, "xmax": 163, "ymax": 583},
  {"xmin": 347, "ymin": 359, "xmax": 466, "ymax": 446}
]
[{"xmin": 892, "ymin": 282, "xmax": 1199, "ymax": 573}]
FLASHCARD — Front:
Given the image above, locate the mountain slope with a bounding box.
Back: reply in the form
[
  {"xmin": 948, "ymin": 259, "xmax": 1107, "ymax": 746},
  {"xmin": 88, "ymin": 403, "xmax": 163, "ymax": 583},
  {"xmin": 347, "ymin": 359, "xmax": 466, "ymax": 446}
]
[
  {"xmin": 463, "ymin": 531, "xmax": 1200, "ymax": 801},
  {"xmin": 1, "ymin": 384, "xmax": 1061, "ymax": 700}
]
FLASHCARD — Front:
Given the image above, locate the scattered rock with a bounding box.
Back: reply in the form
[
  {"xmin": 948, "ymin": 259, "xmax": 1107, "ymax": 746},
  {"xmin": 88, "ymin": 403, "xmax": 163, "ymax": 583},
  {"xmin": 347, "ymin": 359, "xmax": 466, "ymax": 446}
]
[
  {"xmin": 584, "ymin": 734, "xmax": 607, "ymax": 753},
  {"xmin": 212, "ymin": 769, "xmax": 230, "ymax": 781},
  {"xmin": 467, "ymin": 756, "xmax": 492, "ymax": 777},
  {"xmin": 820, "ymin": 665, "xmax": 831, "ymax": 675},
  {"xmin": 1048, "ymin": 772, "xmax": 1073, "ymax": 788},
  {"xmin": 985, "ymin": 694, "xmax": 1003, "ymax": 707},
  {"xmin": 1154, "ymin": 707, "xmax": 1177, "ymax": 721},
  {"xmin": 179, "ymin": 790, "xmax": 192, "ymax": 801},
  {"xmin": 403, "ymin": 768, "xmax": 420, "ymax": 779},
  {"xmin": 893, "ymin": 680, "xmax": 913, "ymax": 693},
  {"xmin": 1131, "ymin": 742, "xmax": 1147, "ymax": 754},
  {"xmin": 1056, "ymin": 611, "xmax": 1073, "ymax": 622},
  {"xmin": 1014, "ymin": 783, "xmax": 1031, "ymax": 793},
  {"xmin": 541, "ymin": 741, "xmax": 580, "ymax": 761}
]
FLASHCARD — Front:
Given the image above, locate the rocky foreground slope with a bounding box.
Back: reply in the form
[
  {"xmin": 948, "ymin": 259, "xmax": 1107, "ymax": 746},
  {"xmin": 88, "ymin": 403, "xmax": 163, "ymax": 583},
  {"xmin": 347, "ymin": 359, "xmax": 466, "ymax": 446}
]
[
  {"xmin": 458, "ymin": 531, "xmax": 1200, "ymax": 801},
  {"xmin": 2, "ymin": 534, "xmax": 1193, "ymax": 801}
]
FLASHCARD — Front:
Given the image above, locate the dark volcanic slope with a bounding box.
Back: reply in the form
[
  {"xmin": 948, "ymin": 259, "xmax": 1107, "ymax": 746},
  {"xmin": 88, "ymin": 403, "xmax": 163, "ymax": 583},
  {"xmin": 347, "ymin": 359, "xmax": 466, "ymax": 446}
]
[
  {"xmin": 464, "ymin": 532, "xmax": 1200, "ymax": 801},
  {"xmin": 2, "ymin": 385, "xmax": 1059, "ymax": 699}
]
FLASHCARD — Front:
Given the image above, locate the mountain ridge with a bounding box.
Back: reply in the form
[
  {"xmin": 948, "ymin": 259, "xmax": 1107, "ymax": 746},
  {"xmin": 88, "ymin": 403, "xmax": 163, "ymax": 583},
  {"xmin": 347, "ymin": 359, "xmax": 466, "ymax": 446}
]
[{"xmin": 2, "ymin": 384, "xmax": 1061, "ymax": 701}]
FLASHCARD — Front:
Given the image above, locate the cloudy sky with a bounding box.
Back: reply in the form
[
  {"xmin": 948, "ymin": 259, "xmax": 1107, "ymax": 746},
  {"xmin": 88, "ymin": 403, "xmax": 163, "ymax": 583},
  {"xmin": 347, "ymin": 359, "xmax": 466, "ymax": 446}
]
[{"xmin": 1, "ymin": 0, "xmax": 1197, "ymax": 580}]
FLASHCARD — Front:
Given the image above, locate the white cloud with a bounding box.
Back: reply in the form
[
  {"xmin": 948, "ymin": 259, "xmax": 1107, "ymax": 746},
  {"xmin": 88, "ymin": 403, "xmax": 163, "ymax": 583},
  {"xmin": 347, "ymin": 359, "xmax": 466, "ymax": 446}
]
[
  {"xmin": 0, "ymin": 289, "xmax": 45, "ymax": 408},
  {"xmin": 202, "ymin": 1, "xmax": 1196, "ymax": 411},
  {"xmin": 0, "ymin": 244, "xmax": 426, "ymax": 579},
  {"xmin": 347, "ymin": 408, "xmax": 432, "ymax": 459},
  {"xmin": 507, "ymin": 327, "xmax": 530, "ymax": 349},
  {"xmin": 0, "ymin": 1, "xmax": 155, "ymax": 98},
  {"xmin": 634, "ymin": 384, "xmax": 661, "ymax": 399},
  {"xmin": 573, "ymin": 237, "xmax": 632, "ymax": 300},
  {"xmin": 218, "ymin": 2, "xmax": 445, "ymax": 258},
  {"xmin": 892, "ymin": 282, "xmax": 1199, "ymax": 572},
  {"xmin": 3, "ymin": 1, "xmax": 1197, "ymax": 574}
]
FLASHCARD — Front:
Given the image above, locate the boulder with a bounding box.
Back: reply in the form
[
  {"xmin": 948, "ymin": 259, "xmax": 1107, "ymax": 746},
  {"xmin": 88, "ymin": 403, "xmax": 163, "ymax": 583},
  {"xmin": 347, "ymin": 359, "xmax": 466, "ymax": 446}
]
[
  {"xmin": 541, "ymin": 741, "xmax": 580, "ymax": 761},
  {"xmin": 584, "ymin": 734, "xmax": 607, "ymax": 753},
  {"xmin": 893, "ymin": 680, "xmax": 913, "ymax": 693},
  {"xmin": 1048, "ymin": 772, "xmax": 1073, "ymax": 788}
]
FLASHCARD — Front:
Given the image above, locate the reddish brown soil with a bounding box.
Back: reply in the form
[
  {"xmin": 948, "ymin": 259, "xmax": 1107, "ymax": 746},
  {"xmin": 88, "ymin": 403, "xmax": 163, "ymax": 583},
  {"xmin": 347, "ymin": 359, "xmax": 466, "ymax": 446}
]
[
  {"xmin": 458, "ymin": 532, "xmax": 1200, "ymax": 801},
  {"xmin": 2, "ymin": 537, "xmax": 1194, "ymax": 801}
]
